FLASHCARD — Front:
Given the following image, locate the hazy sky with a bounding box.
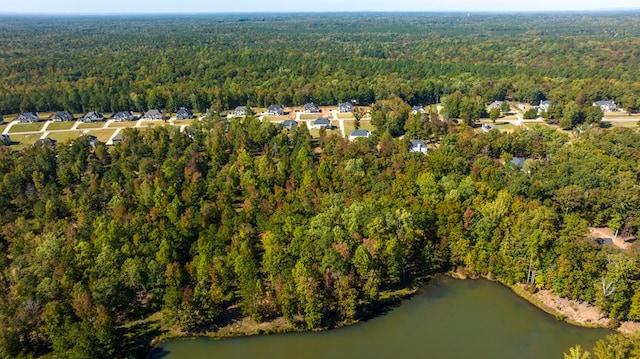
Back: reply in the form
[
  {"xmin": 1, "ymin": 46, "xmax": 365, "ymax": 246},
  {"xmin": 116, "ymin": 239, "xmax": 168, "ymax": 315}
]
[{"xmin": 2, "ymin": 0, "xmax": 640, "ymax": 14}]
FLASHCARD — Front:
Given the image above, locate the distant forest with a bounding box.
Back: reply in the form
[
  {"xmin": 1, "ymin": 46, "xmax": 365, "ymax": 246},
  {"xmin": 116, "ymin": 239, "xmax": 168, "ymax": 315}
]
[
  {"xmin": 2, "ymin": 13, "xmax": 640, "ymax": 114},
  {"xmin": 3, "ymin": 13, "xmax": 640, "ymax": 359}
]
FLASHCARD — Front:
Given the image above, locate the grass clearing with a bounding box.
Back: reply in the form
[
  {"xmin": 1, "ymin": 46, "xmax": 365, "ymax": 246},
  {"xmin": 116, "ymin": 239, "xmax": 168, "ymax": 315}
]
[
  {"xmin": 77, "ymin": 122, "xmax": 106, "ymax": 129},
  {"xmin": 86, "ymin": 129, "xmax": 116, "ymax": 142},
  {"xmin": 109, "ymin": 121, "xmax": 139, "ymax": 128},
  {"xmin": 173, "ymin": 119, "xmax": 196, "ymax": 126},
  {"xmin": 299, "ymin": 113, "xmax": 321, "ymax": 120},
  {"xmin": 337, "ymin": 113, "xmax": 354, "ymax": 119},
  {"xmin": 8, "ymin": 133, "xmax": 42, "ymax": 149},
  {"xmin": 0, "ymin": 123, "xmax": 6, "ymax": 133},
  {"xmin": 46, "ymin": 121, "xmax": 76, "ymax": 130},
  {"xmin": 264, "ymin": 115, "xmax": 291, "ymax": 122},
  {"xmin": 47, "ymin": 131, "xmax": 82, "ymax": 144},
  {"xmin": 9, "ymin": 122, "xmax": 45, "ymax": 133},
  {"xmin": 606, "ymin": 121, "xmax": 639, "ymax": 128}
]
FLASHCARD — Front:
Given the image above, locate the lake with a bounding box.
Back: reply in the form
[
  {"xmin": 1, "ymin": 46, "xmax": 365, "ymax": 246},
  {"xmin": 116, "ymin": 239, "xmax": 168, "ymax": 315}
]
[{"xmin": 150, "ymin": 276, "xmax": 610, "ymax": 359}]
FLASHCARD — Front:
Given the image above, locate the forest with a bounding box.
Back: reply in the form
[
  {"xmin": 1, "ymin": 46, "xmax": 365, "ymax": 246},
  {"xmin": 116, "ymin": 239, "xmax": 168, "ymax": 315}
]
[{"xmin": 2, "ymin": 12, "xmax": 640, "ymax": 358}]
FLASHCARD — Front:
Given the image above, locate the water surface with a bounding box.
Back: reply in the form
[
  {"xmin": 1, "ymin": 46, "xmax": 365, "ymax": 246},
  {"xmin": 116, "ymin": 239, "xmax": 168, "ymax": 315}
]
[{"xmin": 151, "ymin": 276, "xmax": 610, "ymax": 359}]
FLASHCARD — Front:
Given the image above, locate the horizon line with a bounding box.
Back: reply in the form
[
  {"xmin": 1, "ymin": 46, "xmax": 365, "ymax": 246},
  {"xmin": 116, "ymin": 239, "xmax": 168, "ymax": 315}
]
[{"xmin": 2, "ymin": 9, "xmax": 640, "ymax": 16}]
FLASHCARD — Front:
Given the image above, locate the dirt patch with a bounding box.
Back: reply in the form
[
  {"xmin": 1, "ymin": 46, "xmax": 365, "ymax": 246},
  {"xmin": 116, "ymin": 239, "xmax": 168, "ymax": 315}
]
[
  {"xmin": 589, "ymin": 227, "xmax": 635, "ymax": 250},
  {"xmin": 530, "ymin": 288, "xmax": 612, "ymax": 327},
  {"xmin": 619, "ymin": 321, "xmax": 640, "ymax": 334}
]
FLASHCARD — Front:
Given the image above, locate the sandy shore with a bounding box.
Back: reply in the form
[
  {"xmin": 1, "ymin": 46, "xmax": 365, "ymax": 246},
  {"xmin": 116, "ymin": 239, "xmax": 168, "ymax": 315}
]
[{"xmin": 515, "ymin": 284, "xmax": 640, "ymax": 334}]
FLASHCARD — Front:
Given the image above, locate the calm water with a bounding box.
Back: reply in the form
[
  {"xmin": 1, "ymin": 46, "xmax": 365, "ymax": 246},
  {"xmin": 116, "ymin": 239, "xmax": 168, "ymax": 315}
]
[{"xmin": 150, "ymin": 276, "xmax": 610, "ymax": 359}]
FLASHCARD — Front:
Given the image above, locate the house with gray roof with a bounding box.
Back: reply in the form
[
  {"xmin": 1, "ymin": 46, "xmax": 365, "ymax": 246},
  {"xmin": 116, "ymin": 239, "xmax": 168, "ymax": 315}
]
[
  {"xmin": 176, "ymin": 107, "xmax": 193, "ymax": 120},
  {"xmin": 312, "ymin": 117, "xmax": 332, "ymax": 130},
  {"xmin": 268, "ymin": 104, "xmax": 285, "ymax": 116},
  {"xmin": 410, "ymin": 140, "xmax": 428, "ymax": 154},
  {"xmin": 234, "ymin": 106, "xmax": 249, "ymax": 116},
  {"xmin": 113, "ymin": 111, "xmax": 135, "ymax": 122},
  {"xmin": 349, "ymin": 129, "xmax": 371, "ymax": 141},
  {"xmin": 412, "ymin": 106, "xmax": 426, "ymax": 115},
  {"xmin": 593, "ymin": 100, "xmax": 617, "ymax": 112},
  {"xmin": 0, "ymin": 134, "xmax": 10, "ymax": 146},
  {"xmin": 304, "ymin": 102, "xmax": 321, "ymax": 113},
  {"xmin": 538, "ymin": 100, "xmax": 552, "ymax": 113},
  {"xmin": 18, "ymin": 112, "xmax": 40, "ymax": 123},
  {"xmin": 487, "ymin": 101, "xmax": 503, "ymax": 111},
  {"xmin": 281, "ymin": 120, "xmax": 298, "ymax": 130},
  {"xmin": 111, "ymin": 133, "xmax": 124, "ymax": 145},
  {"xmin": 142, "ymin": 109, "xmax": 163, "ymax": 120},
  {"xmin": 338, "ymin": 102, "xmax": 354, "ymax": 113},
  {"xmin": 83, "ymin": 111, "xmax": 104, "ymax": 123},
  {"xmin": 52, "ymin": 111, "xmax": 74, "ymax": 122}
]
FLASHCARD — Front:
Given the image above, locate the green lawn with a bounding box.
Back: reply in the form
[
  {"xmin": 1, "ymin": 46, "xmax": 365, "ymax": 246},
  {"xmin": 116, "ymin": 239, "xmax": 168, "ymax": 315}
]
[
  {"xmin": 9, "ymin": 122, "xmax": 45, "ymax": 133},
  {"xmin": 0, "ymin": 123, "xmax": 6, "ymax": 133},
  {"xmin": 8, "ymin": 133, "xmax": 42, "ymax": 149},
  {"xmin": 86, "ymin": 129, "xmax": 116, "ymax": 142},
  {"xmin": 109, "ymin": 121, "xmax": 138, "ymax": 128},
  {"xmin": 606, "ymin": 121, "xmax": 639, "ymax": 128},
  {"xmin": 47, "ymin": 131, "xmax": 82, "ymax": 144},
  {"xmin": 77, "ymin": 122, "xmax": 106, "ymax": 129},
  {"xmin": 46, "ymin": 121, "xmax": 76, "ymax": 130},
  {"xmin": 343, "ymin": 120, "xmax": 375, "ymax": 137},
  {"xmin": 173, "ymin": 119, "xmax": 196, "ymax": 126}
]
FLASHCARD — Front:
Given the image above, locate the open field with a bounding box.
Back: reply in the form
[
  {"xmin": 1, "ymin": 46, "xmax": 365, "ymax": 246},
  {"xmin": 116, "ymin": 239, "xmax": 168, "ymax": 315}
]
[
  {"xmin": 336, "ymin": 113, "xmax": 355, "ymax": 119},
  {"xmin": 264, "ymin": 115, "xmax": 291, "ymax": 122},
  {"xmin": 86, "ymin": 129, "xmax": 116, "ymax": 142},
  {"xmin": 173, "ymin": 119, "xmax": 196, "ymax": 126},
  {"xmin": 47, "ymin": 131, "xmax": 82, "ymax": 144},
  {"xmin": 109, "ymin": 121, "xmax": 139, "ymax": 128},
  {"xmin": 77, "ymin": 122, "xmax": 106, "ymax": 129},
  {"xmin": 299, "ymin": 114, "xmax": 321, "ymax": 120},
  {"xmin": 0, "ymin": 123, "xmax": 7, "ymax": 132},
  {"xmin": 8, "ymin": 133, "xmax": 42, "ymax": 149},
  {"xmin": 9, "ymin": 122, "xmax": 45, "ymax": 133},
  {"xmin": 47, "ymin": 121, "xmax": 76, "ymax": 130},
  {"xmin": 604, "ymin": 120, "xmax": 639, "ymax": 128}
]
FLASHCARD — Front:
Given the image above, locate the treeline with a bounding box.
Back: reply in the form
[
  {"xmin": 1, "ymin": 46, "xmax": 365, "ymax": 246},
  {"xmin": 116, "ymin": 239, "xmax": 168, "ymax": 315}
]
[
  {"xmin": 3, "ymin": 14, "xmax": 640, "ymax": 114},
  {"xmin": 1, "ymin": 115, "xmax": 640, "ymax": 357}
]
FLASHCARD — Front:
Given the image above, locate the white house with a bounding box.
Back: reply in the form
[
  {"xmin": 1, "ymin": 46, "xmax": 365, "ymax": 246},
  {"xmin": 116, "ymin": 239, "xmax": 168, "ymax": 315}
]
[
  {"xmin": 593, "ymin": 100, "xmax": 617, "ymax": 112},
  {"xmin": 410, "ymin": 140, "xmax": 428, "ymax": 154},
  {"xmin": 349, "ymin": 129, "xmax": 371, "ymax": 141}
]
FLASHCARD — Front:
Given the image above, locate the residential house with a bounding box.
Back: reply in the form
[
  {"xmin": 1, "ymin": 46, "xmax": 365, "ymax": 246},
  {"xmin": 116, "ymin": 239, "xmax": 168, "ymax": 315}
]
[
  {"xmin": 52, "ymin": 111, "xmax": 74, "ymax": 122},
  {"xmin": 539, "ymin": 100, "xmax": 552, "ymax": 113},
  {"xmin": 83, "ymin": 134, "xmax": 100, "ymax": 147},
  {"xmin": 481, "ymin": 124, "xmax": 495, "ymax": 133},
  {"xmin": 234, "ymin": 106, "xmax": 249, "ymax": 116},
  {"xmin": 176, "ymin": 107, "xmax": 193, "ymax": 120},
  {"xmin": 348, "ymin": 129, "xmax": 371, "ymax": 141},
  {"xmin": 142, "ymin": 109, "xmax": 163, "ymax": 120},
  {"xmin": 113, "ymin": 111, "xmax": 135, "ymax": 122},
  {"xmin": 338, "ymin": 102, "xmax": 354, "ymax": 113},
  {"xmin": 111, "ymin": 133, "xmax": 124, "ymax": 145},
  {"xmin": 312, "ymin": 117, "xmax": 332, "ymax": 130},
  {"xmin": 0, "ymin": 134, "xmax": 10, "ymax": 146},
  {"xmin": 487, "ymin": 101, "xmax": 503, "ymax": 111},
  {"xmin": 18, "ymin": 112, "xmax": 40, "ymax": 123},
  {"xmin": 83, "ymin": 111, "xmax": 104, "ymax": 122},
  {"xmin": 593, "ymin": 100, "xmax": 617, "ymax": 112},
  {"xmin": 281, "ymin": 120, "xmax": 298, "ymax": 130},
  {"xmin": 34, "ymin": 138, "xmax": 57, "ymax": 148},
  {"xmin": 303, "ymin": 102, "xmax": 321, "ymax": 113},
  {"xmin": 410, "ymin": 139, "xmax": 428, "ymax": 154},
  {"xmin": 268, "ymin": 104, "xmax": 285, "ymax": 116},
  {"xmin": 411, "ymin": 106, "xmax": 426, "ymax": 115}
]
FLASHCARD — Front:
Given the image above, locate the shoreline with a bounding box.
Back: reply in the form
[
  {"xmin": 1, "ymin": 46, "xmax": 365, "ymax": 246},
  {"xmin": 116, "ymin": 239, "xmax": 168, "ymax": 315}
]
[{"xmin": 146, "ymin": 271, "xmax": 640, "ymax": 354}]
